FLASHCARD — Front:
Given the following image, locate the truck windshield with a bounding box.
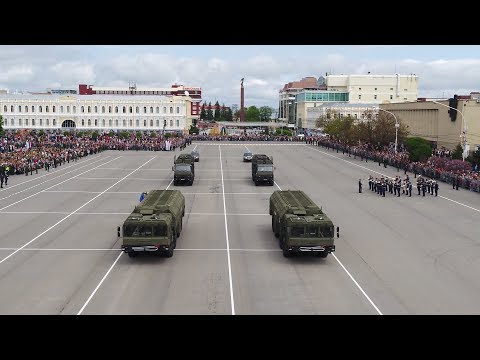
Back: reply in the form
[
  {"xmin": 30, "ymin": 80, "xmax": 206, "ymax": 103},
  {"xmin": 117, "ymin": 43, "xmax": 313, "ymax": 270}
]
[
  {"xmin": 175, "ymin": 165, "xmax": 191, "ymax": 172},
  {"xmin": 291, "ymin": 226, "xmax": 305, "ymax": 237},
  {"xmin": 257, "ymin": 165, "xmax": 273, "ymax": 172},
  {"xmin": 320, "ymin": 226, "xmax": 334, "ymax": 237},
  {"xmin": 307, "ymin": 226, "xmax": 318, "ymax": 237},
  {"xmin": 124, "ymin": 225, "xmax": 167, "ymax": 237}
]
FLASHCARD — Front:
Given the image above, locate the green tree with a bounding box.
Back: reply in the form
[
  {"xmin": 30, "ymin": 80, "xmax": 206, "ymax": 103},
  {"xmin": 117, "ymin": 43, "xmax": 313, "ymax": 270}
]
[
  {"xmin": 226, "ymin": 108, "xmax": 233, "ymax": 121},
  {"xmin": 200, "ymin": 102, "xmax": 207, "ymax": 121},
  {"xmin": 91, "ymin": 130, "xmax": 99, "ymax": 140},
  {"xmin": 108, "ymin": 130, "xmax": 115, "ymax": 137},
  {"xmin": 0, "ymin": 115, "xmax": 4, "ymax": 136},
  {"xmin": 245, "ymin": 106, "xmax": 260, "ymax": 122},
  {"xmin": 233, "ymin": 109, "xmax": 240, "ymax": 121},
  {"xmin": 164, "ymin": 132, "xmax": 172, "ymax": 138},
  {"xmin": 372, "ymin": 111, "xmax": 409, "ymax": 147},
  {"xmin": 259, "ymin": 106, "xmax": 273, "ymax": 122},
  {"xmin": 38, "ymin": 129, "xmax": 46, "ymax": 137},
  {"xmin": 189, "ymin": 125, "xmax": 199, "ymax": 135},
  {"xmin": 214, "ymin": 101, "xmax": 221, "ymax": 121},
  {"xmin": 451, "ymin": 143, "xmax": 463, "ymax": 160},
  {"xmin": 219, "ymin": 103, "xmax": 227, "ymax": 121},
  {"xmin": 404, "ymin": 137, "xmax": 432, "ymax": 162},
  {"xmin": 275, "ymin": 128, "xmax": 292, "ymax": 136},
  {"xmin": 136, "ymin": 131, "xmax": 142, "ymax": 139},
  {"xmin": 206, "ymin": 102, "xmax": 214, "ymax": 121}
]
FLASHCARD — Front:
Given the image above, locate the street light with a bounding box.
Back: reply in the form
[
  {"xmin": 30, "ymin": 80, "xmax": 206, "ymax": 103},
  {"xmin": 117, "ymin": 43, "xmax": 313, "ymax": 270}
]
[
  {"xmin": 432, "ymin": 100, "xmax": 468, "ymax": 161},
  {"xmin": 377, "ymin": 107, "xmax": 400, "ymax": 153}
]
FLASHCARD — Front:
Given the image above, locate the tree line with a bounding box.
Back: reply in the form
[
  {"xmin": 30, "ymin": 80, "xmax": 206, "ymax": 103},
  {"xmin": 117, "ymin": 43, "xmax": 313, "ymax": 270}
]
[{"xmin": 199, "ymin": 101, "xmax": 275, "ymax": 122}]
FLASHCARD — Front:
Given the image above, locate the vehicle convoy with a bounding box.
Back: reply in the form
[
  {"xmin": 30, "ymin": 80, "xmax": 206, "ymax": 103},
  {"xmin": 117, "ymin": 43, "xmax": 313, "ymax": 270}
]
[
  {"xmin": 173, "ymin": 153, "xmax": 195, "ymax": 185},
  {"xmin": 251, "ymin": 154, "xmax": 274, "ymax": 186},
  {"xmin": 118, "ymin": 189, "xmax": 185, "ymax": 258},
  {"xmin": 269, "ymin": 190, "xmax": 339, "ymax": 258}
]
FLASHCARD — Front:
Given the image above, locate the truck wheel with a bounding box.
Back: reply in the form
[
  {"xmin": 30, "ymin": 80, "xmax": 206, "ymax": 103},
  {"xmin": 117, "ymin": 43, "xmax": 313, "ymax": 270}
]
[
  {"xmin": 173, "ymin": 180, "xmax": 178, "ymax": 186},
  {"xmin": 317, "ymin": 252, "xmax": 328, "ymax": 258},
  {"xmin": 128, "ymin": 252, "xmax": 138, "ymax": 258},
  {"xmin": 271, "ymin": 217, "xmax": 275, "ymax": 231},
  {"xmin": 270, "ymin": 180, "xmax": 274, "ymax": 186},
  {"xmin": 281, "ymin": 236, "xmax": 292, "ymax": 258},
  {"xmin": 255, "ymin": 181, "xmax": 259, "ymax": 186}
]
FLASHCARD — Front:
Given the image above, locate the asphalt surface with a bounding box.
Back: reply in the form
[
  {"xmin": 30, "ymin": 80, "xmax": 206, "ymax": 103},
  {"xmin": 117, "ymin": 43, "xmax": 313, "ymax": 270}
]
[{"xmin": 0, "ymin": 142, "xmax": 479, "ymax": 314}]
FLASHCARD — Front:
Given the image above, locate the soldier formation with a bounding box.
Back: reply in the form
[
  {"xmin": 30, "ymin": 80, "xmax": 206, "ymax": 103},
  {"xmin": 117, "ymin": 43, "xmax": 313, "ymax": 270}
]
[{"xmin": 367, "ymin": 174, "xmax": 439, "ymax": 197}]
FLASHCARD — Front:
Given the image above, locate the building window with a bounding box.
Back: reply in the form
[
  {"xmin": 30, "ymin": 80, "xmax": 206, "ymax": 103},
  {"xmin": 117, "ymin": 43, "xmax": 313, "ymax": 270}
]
[
  {"xmin": 3, "ymin": 105, "xmax": 6, "ymax": 112},
  {"xmin": 136, "ymin": 106, "xmax": 139, "ymax": 113},
  {"xmin": 374, "ymin": 95, "xmax": 377, "ymax": 100},
  {"xmin": 109, "ymin": 106, "xmax": 112, "ymax": 113},
  {"xmin": 390, "ymin": 88, "xmax": 393, "ymax": 90},
  {"xmin": 374, "ymin": 88, "xmax": 377, "ymax": 91},
  {"xmin": 354, "ymin": 114, "xmax": 358, "ymax": 118},
  {"xmin": 25, "ymin": 119, "xmax": 29, "ymax": 126},
  {"xmin": 81, "ymin": 106, "xmax": 84, "ymax": 113},
  {"xmin": 60, "ymin": 106, "xmax": 64, "ymax": 113},
  {"xmin": 115, "ymin": 119, "xmax": 118, "ymax": 127},
  {"xmin": 46, "ymin": 119, "xmax": 49, "ymax": 126},
  {"xmin": 45, "ymin": 106, "xmax": 49, "ymax": 112},
  {"xmin": 123, "ymin": 106, "xmax": 126, "ymax": 113},
  {"xmin": 88, "ymin": 119, "xmax": 91, "ymax": 126},
  {"xmin": 115, "ymin": 106, "xmax": 119, "ymax": 113},
  {"xmin": 52, "ymin": 106, "xmax": 55, "ymax": 113},
  {"xmin": 102, "ymin": 119, "xmax": 105, "ymax": 127},
  {"xmin": 39, "ymin": 106, "xmax": 43, "ymax": 113},
  {"xmin": 19, "ymin": 119, "xmax": 22, "ymax": 126},
  {"xmin": 53, "ymin": 119, "xmax": 56, "ymax": 126},
  {"xmin": 10, "ymin": 118, "xmax": 14, "ymax": 126},
  {"xmin": 136, "ymin": 119, "xmax": 139, "ymax": 127},
  {"xmin": 150, "ymin": 107, "xmax": 153, "ymax": 113},
  {"xmin": 32, "ymin": 119, "xmax": 35, "ymax": 126},
  {"xmin": 18, "ymin": 105, "xmax": 22, "ymax": 112},
  {"xmin": 81, "ymin": 119, "xmax": 85, "ymax": 126},
  {"xmin": 404, "ymin": 89, "xmax": 407, "ymax": 91},
  {"xmin": 156, "ymin": 107, "xmax": 159, "ymax": 113},
  {"xmin": 129, "ymin": 106, "xmax": 133, "ymax": 113},
  {"xmin": 358, "ymin": 95, "xmax": 361, "ymax": 100},
  {"xmin": 169, "ymin": 107, "xmax": 173, "ymax": 114},
  {"xmin": 163, "ymin": 107, "xmax": 166, "ymax": 114},
  {"xmin": 144, "ymin": 119, "xmax": 147, "ymax": 127},
  {"xmin": 170, "ymin": 119, "xmax": 173, "ymax": 127},
  {"xmin": 403, "ymin": 98, "xmax": 407, "ymax": 100},
  {"xmin": 95, "ymin": 119, "xmax": 98, "ymax": 126},
  {"xmin": 25, "ymin": 106, "xmax": 28, "ymax": 112},
  {"xmin": 150, "ymin": 119, "xmax": 153, "ymax": 127},
  {"xmin": 176, "ymin": 119, "xmax": 179, "ymax": 127},
  {"xmin": 176, "ymin": 107, "xmax": 179, "ymax": 114},
  {"xmin": 39, "ymin": 119, "xmax": 43, "ymax": 126},
  {"xmin": 390, "ymin": 95, "xmax": 393, "ymax": 100},
  {"xmin": 359, "ymin": 87, "xmax": 361, "ymax": 90},
  {"xmin": 94, "ymin": 106, "xmax": 97, "ymax": 113},
  {"xmin": 102, "ymin": 106, "xmax": 105, "ymax": 113},
  {"xmin": 156, "ymin": 119, "xmax": 159, "ymax": 127},
  {"xmin": 108, "ymin": 119, "xmax": 112, "ymax": 126},
  {"xmin": 143, "ymin": 106, "xmax": 147, "ymax": 113},
  {"xmin": 129, "ymin": 119, "xmax": 132, "ymax": 127},
  {"xmin": 123, "ymin": 119, "xmax": 126, "ymax": 127},
  {"xmin": 73, "ymin": 106, "xmax": 76, "ymax": 113},
  {"xmin": 10, "ymin": 105, "xmax": 14, "ymax": 112}
]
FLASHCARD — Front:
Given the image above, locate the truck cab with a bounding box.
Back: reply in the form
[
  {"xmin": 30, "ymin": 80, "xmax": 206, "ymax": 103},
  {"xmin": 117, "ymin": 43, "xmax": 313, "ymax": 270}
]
[{"xmin": 173, "ymin": 154, "xmax": 195, "ymax": 186}]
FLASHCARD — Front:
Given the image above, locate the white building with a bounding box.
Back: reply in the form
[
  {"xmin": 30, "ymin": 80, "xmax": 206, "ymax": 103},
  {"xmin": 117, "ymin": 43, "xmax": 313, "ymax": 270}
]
[
  {"xmin": 306, "ymin": 103, "xmax": 378, "ymax": 129},
  {"xmin": 326, "ymin": 74, "xmax": 418, "ymax": 103},
  {"xmin": 0, "ymin": 94, "xmax": 194, "ymax": 132}
]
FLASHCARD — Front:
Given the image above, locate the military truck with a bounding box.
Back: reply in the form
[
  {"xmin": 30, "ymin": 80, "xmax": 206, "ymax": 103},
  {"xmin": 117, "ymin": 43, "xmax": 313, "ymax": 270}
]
[
  {"xmin": 173, "ymin": 153, "xmax": 195, "ymax": 185},
  {"xmin": 118, "ymin": 189, "xmax": 185, "ymax": 258},
  {"xmin": 269, "ymin": 190, "xmax": 339, "ymax": 258},
  {"xmin": 252, "ymin": 154, "xmax": 274, "ymax": 186}
]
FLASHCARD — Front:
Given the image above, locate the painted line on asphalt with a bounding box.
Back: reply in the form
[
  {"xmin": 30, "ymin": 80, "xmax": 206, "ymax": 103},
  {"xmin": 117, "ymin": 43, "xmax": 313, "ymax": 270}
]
[
  {"xmin": 219, "ymin": 144, "xmax": 235, "ymax": 315},
  {"xmin": 0, "ymin": 153, "xmax": 105, "ymax": 193},
  {"xmin": 0, "ymin": 157, "xmax": 121, "ymax": 211},
  {"xmin": 274, "ymin": 179, "xmax": 382, "ymax": 315},
  {"xmin": 0, "ymin": 156, "xmax": 111, "ymax": 201},
  {"xmin": 0, "ymin": 156, "xmax": 156, "ymax": 266},
  {"xmin": 77, "ymin": 177, "xmax": 174, "ymax": 315},
  {"xmin": 0, "ymin": 247, "xmax": 282, "ymax": 252},
  {"xmin": 306, "ymin": 145, "xmax": 480, "ymax": 213},
  {"xmin": 77, "ymin": 251, "xmax": 123, "ymax": 315}
]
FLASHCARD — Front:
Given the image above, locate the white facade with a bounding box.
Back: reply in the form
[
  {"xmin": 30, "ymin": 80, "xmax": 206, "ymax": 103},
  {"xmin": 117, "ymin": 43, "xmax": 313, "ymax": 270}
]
[
  {"xmin": 0, "ymin": 94, "xmax": 193, "ymax": 131},
  {"xmin": 326, "ymin": 74, "xmax": 418, "ymax": 103},
  {"xmin": 306, "ymin": 103, "xmax": 379, "ymax": 129}
]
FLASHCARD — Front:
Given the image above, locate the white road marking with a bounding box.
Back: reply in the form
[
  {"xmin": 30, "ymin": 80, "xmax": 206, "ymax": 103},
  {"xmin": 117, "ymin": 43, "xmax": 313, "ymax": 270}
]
[
  {"xmin": 77, "ymin": 251, "xmax": 123, "ymax": 315},
  {"xmin": 0, "ymin": 247, "xmax": 282, "ymax": 252},
  {"xmin": 0, "ymin": 156, "xmax": 156, "ymax": 266},
  {"xmin": 274, "ymin": 179, "xmax": 383, "ymax": 315},
  {"xmin": 193, "ymin": 144, "xmax": 198, "ymax": 151},
  {"xmin": 306, "ymin": 145, "xmax": 480, "ymax": 213},
  {"xmin": 0, "ymin": 157, "xmax": 121, "ymax": 212},
  {"xmin": 219, "ymin": 145, "xmax": 235, "ymax": 315},
  {"xmin": 76, "ymin": 177, "xmax": 174, "ymax": 315},
  {"xmin": 0, "ymin": 156, "xmax": 111, "ymax": 201}
]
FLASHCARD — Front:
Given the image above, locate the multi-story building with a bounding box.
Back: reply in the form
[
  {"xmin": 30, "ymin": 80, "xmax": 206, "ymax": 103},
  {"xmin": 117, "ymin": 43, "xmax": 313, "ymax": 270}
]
[
  {"xmin": 381, "ymin": 93, "xmax": 480, "ymax": 154},
  {"xmin": 0, "ymin": 94, "xmax": 194, "ymax": 132},
  {"xmin": 305, "ymin": 103, "xmax": 377, "ymax": 129},
  {"xmin": 326, "ymin": 74, "xmax": 418, "ymax": 103},
  {"xmin": 79, "ymin": 83, "xmax": 202, "ymax": 122},
  {"xmin": 278, "ymin": 76, "xmax": 326, "ymax": 124}
]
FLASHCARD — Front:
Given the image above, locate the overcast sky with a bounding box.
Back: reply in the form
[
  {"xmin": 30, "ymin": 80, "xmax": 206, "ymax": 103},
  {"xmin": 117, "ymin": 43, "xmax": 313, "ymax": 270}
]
[{"xmin": 1, "ymin": 45, "xmax": 479, "ymax": 109}]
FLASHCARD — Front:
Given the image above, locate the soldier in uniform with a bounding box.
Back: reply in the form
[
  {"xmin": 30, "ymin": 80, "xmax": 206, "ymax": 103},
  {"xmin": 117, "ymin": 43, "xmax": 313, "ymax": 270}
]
[
  {"xmin": 0, "ymin": 164, "xmax": 4, "ymax": 188},
  {"xmin": 434, "ymin": 180, "xmax": 439, "ymax": 196},
  {"xmin": 417, "ymin": 176, "xmax": 422, "ymax": 195},
  {"xmin": 408, "ymin": 181, "xmax": 413, "ymax": 197},
  {"xmin": 358, "ymin": 178, "xmax": 362, "ymax": 193}
]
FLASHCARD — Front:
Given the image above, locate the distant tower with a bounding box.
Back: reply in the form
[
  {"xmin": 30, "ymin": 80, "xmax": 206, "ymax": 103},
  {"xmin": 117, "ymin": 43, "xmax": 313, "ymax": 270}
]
[{"xmin": 240, "ymin": 78, "xmax": 245, "ymax": 122}]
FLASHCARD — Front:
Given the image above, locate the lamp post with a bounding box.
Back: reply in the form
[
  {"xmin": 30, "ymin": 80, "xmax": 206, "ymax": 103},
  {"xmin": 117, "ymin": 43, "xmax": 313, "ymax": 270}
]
[
  {"xmin": 377, "ymin": 108, "xmax": 400, "ymax": 153},
  {"xmin": 432, "ymin": 100, "xmax": 468, "ymax": 161}
]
